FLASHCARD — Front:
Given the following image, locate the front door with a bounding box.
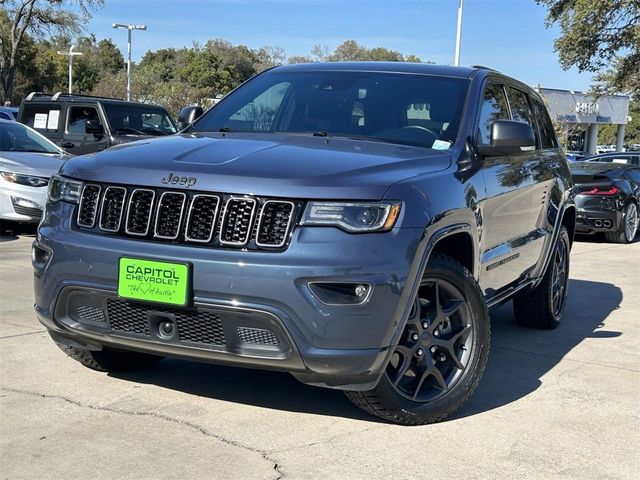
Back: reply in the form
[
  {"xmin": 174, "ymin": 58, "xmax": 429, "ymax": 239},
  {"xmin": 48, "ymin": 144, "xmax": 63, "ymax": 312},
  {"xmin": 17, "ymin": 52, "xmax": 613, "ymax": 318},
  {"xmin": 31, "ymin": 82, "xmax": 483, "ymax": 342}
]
[{"xmin": 62, "ymin": 104, "xmax": 109, "ymax": 155}]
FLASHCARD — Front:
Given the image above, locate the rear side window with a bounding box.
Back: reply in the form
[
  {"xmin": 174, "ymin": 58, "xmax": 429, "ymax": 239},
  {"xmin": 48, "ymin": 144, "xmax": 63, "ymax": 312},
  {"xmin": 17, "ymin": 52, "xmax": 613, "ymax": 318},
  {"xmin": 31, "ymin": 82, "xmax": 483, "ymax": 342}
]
[
  {"xmin": 531, "ymin": 96, "xmax": 558, "ymax": 149},
  {"xmin": 21, "ymin": 104, "xmax": 62, "ymax": 133},
  {"xmin": 477, "ymin": 84, "xmax": 509, "ymax": 145},
  {"xmin": 67, "ymin": 106, "xmax": 101, "ymax": 135}
]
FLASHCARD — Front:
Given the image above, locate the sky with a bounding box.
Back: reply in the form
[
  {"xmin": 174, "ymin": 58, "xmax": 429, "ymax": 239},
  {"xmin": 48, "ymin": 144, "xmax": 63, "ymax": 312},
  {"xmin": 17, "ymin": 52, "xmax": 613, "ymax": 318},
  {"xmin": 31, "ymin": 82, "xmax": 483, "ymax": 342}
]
[{"xmin": 80, "ymin": 0, "xmax": 595, "ymax": 92}]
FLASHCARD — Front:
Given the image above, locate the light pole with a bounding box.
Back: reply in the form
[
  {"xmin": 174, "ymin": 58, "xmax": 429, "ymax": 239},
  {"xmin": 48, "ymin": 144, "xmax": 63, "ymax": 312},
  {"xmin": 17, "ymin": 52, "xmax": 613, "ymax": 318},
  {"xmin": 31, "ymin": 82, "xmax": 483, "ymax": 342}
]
[
  {"xmin": 112, "ymin": 23, "xmax": 147, "ymax": 101},
  {"xmin": 454, "ymin": 0, "xmax": 464, "ymax": 66},
  {"xmin": 56, "ymin": 45, "xmax": 83, "ymax": 94}
]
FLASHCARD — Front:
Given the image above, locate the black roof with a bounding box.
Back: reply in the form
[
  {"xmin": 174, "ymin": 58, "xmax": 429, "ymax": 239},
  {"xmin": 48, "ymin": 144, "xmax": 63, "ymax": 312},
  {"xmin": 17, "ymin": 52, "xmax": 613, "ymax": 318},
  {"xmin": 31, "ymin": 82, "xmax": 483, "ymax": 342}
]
[
  {"xmin": 272, "ymin": 62, "xmax": 485, "ymax": 79},
  {"xmin": 22, "ymin": 92, "xmax": 165, "ymax": 109}
]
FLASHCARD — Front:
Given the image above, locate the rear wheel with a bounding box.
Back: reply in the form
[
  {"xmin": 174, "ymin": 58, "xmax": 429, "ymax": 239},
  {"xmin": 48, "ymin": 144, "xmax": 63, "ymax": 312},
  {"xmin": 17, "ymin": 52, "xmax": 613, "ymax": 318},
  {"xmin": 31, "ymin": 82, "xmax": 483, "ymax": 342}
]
[
  {"xmin": 55, "ymin": 342, "xmax": 162, "ymax": 372},
  {"xmin": 345, "ymin": 253, "xmax": 490, "ymax": 425},
  {"xmin": 605, "ymin": 201, "xmax": 638, "ymax": 243},
  {"xmin": 514, "ymin": 226, "xmax": 570, "ymax": 329}
]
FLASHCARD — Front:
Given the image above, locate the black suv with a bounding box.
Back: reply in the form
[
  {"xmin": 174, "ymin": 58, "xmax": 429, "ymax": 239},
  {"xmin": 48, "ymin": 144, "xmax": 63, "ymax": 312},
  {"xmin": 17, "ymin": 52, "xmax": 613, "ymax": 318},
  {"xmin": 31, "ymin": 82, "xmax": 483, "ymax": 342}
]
[
  {"xmin": 34, "ymin": 63, "xmax": 575, "ymax": 425},
  {"xmin": 18, "ymin": 92, "xmax": 177, "ymax": 155}
]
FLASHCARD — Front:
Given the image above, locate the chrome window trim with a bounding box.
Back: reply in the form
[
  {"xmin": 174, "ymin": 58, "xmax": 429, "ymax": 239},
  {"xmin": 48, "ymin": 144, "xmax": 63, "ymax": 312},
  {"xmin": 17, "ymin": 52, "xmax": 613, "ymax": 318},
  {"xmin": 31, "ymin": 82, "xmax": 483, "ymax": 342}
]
[
  {"xmin": 255, "ymin": 200, "xmax": 296, "ymax": 248},
  {"xmin": 184, "ymin": 194, "xmax": 221, "ymax": 243},
  {"xmin": 77, "ymin": 184, "xmax": 101, "ymax": 228},
  {"xmin": 99, "ymin": 186, "xmax": 127, "ymax": 232},
  {"xmin": 125, "ymin": 188, "xmax": 156, "ymax": 236},
  {"xmin": 219, "ymin": 196, "xmax": 257, "ymax": 246},
  {"xmin": 153, "ymin": 191, "xmax": 187, "ymax": 240}
]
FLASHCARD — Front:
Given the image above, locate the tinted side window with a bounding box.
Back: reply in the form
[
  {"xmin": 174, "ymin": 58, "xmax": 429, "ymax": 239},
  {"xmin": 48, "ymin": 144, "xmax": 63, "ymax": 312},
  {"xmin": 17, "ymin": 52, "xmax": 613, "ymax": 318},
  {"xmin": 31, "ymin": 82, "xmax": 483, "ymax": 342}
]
[
  {"xmin": 477, "ymin": 84, "xmax": 509, "ymax": 145},
  {"xmin": 506, "ymin": 87, "xmax": 535, "ymax": 128},
  {"xmin": 21, "ymin": 104, "xmax": 61, "ymax": 133},
  {"xmin": 531, "ymin": 95, "xmax": 557, "ymax": 149},
  {"xmin": 67, "ymin": 106, "xmax": 101, "ymax": 135}
]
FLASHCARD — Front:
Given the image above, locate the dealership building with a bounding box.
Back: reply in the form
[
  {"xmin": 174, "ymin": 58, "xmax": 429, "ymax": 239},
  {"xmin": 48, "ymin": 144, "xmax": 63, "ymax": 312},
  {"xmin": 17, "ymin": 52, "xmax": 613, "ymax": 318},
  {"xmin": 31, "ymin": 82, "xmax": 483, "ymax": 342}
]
[{"xmin": 536, "ymin": 87, "xmax": 630, "ymax": 154}]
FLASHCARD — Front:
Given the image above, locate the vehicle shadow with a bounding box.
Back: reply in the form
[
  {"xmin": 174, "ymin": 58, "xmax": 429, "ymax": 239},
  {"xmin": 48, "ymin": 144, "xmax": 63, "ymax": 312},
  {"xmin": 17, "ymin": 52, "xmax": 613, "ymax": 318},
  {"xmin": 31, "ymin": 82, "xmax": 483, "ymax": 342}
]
[
  {"xmin": 0, "ymin": 222, "xmax": 37, "ymax": 242},
  {"xmin": 110, "ymin": 278, "xmax": 622, "ymax": 423}
]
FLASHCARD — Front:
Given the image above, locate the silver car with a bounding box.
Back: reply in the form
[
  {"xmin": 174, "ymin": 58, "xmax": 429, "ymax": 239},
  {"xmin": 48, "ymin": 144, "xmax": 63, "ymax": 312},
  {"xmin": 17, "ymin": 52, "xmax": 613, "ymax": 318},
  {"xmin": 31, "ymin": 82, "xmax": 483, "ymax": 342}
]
[{"xmin": 0, "ymin": 119, "xmax": 71, "ymax": 224}]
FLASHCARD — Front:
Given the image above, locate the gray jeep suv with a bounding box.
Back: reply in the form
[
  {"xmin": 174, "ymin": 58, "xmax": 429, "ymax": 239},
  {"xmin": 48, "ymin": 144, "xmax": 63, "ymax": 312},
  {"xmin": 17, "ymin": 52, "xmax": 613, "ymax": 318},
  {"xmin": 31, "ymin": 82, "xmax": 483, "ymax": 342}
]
[{"xmin": 34, "ymin": 63, "xmax": 575, "ymax": 425}]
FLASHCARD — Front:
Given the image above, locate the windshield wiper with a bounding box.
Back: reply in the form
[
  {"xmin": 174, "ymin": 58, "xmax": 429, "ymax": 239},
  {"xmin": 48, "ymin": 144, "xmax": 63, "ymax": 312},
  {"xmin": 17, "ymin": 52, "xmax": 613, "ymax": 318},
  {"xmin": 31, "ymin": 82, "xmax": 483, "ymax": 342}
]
[
  {"xmin": 113, "ymin": 127, "xmax": 146, "ymax": 136},
  {"xmin": 142, "ymin": 127, "xmax": 170, "ymax": 136},
  {"xmin": 312, "ymin": 131, "xmax": 329, "ymax": 137}
]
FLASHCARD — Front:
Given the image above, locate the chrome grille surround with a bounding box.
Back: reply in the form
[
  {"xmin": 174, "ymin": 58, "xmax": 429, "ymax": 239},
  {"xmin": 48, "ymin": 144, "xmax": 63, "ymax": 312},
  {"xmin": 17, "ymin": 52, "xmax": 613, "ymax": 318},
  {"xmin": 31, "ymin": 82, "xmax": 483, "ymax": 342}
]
[
  {"xmin": 125, "ymin": 189, "xmax": 155, "ymax": 236},
  {"xmin": 185, "ymin": 194, "xmax": 220, "ymax": 243},
  {"xmin": 99, "ymin": 186, "xmax": 126, "ymax": 232},
  {"xmin": 77, "ymin": 184, "xmax": 101, "ymax": 228},
  {"xmin": 256, "ymin": 200, "xmax": 296, "ymax": 248},
  {"xmin": 219, "ymin": 196, "xmax": 257, "ymax": 246},
  {"xmin": 154, "ymin": 191, "xmax": 187, "ymax": 240}
]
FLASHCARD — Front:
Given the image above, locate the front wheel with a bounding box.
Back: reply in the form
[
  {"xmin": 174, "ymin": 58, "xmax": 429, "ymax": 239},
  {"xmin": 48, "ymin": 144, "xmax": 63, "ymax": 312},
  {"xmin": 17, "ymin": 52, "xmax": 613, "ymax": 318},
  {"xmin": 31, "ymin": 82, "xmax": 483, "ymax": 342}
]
[{"xmin": 345, "ymin": 253, "xmax": 490, "ymax": 425}]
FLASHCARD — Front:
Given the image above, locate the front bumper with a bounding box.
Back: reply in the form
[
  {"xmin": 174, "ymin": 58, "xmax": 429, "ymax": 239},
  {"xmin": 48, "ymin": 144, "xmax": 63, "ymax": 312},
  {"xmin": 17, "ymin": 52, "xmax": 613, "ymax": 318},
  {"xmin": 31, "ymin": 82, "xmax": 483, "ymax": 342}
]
[
  {"xmin": 34, "ymin": 202, "xmax": 424, "ymax": 390},
  {"xmin": 0, "ymin": 179, "xmax": 46, "ymax": 223}
]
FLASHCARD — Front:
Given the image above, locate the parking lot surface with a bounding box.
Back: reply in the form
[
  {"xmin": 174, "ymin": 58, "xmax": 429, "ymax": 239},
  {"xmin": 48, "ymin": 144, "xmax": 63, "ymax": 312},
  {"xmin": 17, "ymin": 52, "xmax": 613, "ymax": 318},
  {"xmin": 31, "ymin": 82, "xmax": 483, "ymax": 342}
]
[{"xmin": 1, "ymin": 227, "xmax": 638, "ymax": 480}]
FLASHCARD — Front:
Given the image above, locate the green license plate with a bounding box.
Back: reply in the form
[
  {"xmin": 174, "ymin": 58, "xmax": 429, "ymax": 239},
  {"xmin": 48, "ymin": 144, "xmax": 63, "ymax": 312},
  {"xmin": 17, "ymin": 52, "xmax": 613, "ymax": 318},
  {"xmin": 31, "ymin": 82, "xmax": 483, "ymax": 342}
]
[{"xmin": 118, "ymin": 257, "xmax": 190, "ymax": 306}]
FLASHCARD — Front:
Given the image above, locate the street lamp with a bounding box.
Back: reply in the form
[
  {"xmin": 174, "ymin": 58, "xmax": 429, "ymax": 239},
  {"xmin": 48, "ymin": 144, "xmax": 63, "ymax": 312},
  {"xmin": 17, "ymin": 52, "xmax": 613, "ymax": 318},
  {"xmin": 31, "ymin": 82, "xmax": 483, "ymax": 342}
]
[
  {"xmin": 112, "ymin": 23, "xmax": 147, "ymax": 101},
  {"xmin": 56, "ymin": 45, "xmax": 83, "ymax": 94},
  {"xmin": 454, "ymin": 0, "xmax": 464, "ymax": 66}
]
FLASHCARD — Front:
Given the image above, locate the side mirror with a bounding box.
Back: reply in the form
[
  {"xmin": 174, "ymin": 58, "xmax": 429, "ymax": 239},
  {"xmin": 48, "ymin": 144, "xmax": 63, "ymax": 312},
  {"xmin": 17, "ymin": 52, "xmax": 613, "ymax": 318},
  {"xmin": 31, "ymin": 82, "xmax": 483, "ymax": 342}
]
[
  {"xmin": 178, "ymin": 106, "xmax": 204, "ymax": 131},
  {"xmin": 477, "ymin": 120, "xmax": 535, "ymax": 157},
  {"xmin": 85, "ymin": 120, "xmax": 104, "ymax": 136}
]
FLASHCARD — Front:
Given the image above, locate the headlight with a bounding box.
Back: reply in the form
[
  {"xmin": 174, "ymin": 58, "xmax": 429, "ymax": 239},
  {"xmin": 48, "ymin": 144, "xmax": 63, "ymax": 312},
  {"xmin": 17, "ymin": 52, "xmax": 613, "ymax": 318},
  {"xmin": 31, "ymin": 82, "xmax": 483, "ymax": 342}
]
[
  {"xmin": 47, "ymin": 175, "xmax": 83, "ymax": 204},
  {"xmin": 0, "ymin": 171, "xmax": 49, "ymax": 187},
  {"xmin": 301, "ymin": 201, "xmax": 401, "ymax": 232}
]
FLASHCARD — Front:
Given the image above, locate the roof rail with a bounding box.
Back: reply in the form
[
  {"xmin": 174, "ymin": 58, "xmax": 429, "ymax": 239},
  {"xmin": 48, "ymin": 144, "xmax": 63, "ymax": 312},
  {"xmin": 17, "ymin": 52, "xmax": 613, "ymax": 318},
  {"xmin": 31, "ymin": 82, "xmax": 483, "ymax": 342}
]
[
  {"xmin": 50, "ymin": 92, "xmax": 125, "ymax": 102},
  {"xmin": 471, "ymin": 65, "xmax": 498, "ymax": 71},
  {"xmin": 25, "ymin": 92, "xmax": 52, "ymax": 101}
]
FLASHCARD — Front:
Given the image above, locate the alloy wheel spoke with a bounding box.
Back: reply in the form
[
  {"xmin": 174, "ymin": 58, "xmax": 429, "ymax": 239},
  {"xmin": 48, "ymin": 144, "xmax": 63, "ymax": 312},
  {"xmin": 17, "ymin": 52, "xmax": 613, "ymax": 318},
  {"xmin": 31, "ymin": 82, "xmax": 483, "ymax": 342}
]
[{"xmin": 390, "ymin": 345, "xmax": 414, "ymax": 386}]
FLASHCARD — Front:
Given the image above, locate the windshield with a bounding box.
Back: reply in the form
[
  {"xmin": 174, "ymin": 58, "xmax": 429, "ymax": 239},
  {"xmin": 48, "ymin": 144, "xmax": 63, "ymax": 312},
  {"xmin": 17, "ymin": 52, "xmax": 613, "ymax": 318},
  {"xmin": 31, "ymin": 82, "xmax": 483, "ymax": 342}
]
[
  {"xmin": 0, "ymin": 121, "xmax": 61, "ymax": 154},
  {"xmin": 103, "ymin": 104, "xmax": 177, "ymax": 136},
  {"xmin": 192, "ymin": 71, "xmax": 469, "ymax": 149}
]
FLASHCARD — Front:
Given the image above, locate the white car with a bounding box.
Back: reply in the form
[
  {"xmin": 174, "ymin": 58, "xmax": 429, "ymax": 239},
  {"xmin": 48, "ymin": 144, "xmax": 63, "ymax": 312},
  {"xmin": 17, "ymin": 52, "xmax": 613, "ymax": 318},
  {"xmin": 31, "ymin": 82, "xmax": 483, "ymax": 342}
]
[{"xmin": 0, "ymin": 119, "xmax": 71, "ymax": 226}]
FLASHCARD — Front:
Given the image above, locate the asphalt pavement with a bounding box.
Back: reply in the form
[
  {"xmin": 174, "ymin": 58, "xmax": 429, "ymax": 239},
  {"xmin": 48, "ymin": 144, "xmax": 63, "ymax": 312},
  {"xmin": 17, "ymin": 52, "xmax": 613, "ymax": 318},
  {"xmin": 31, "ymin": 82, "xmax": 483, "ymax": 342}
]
[{"xmin": 1, "ymin": 225, "xmax": 638, "ymax": 479}]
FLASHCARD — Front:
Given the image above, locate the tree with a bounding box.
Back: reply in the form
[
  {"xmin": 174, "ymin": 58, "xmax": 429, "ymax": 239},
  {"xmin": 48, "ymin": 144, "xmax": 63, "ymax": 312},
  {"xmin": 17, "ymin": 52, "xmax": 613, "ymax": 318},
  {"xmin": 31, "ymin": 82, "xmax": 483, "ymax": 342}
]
[
  {"xmin": 537, "ymin": 0, "xmax": 640, "ymax": 97},
  {"xmin": 287, "ymin": 40, "xmax": 423, "ymax": 64},
  {"xmin": 0, "ymin": 0, "xmax": 103, "ymax": 104}
]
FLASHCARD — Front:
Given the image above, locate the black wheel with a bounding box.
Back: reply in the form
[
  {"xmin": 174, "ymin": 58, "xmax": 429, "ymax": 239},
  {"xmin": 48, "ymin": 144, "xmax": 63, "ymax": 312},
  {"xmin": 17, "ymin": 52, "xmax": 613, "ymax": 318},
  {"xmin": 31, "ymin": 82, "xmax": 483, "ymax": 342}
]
[
  {"xmin": 513, "ymin": 226, "xmax": 570, "ymax": 329},
  {"xmin": 605, "ymin": 201, "xmax": 638, "ymax": 243},
  {"xmin": 54, "ymin": 342, "xmax": 162, "ymax": 372},
  {"xmin": 345, "ymin": 253, "xmax": 490, "ymax": 425}
]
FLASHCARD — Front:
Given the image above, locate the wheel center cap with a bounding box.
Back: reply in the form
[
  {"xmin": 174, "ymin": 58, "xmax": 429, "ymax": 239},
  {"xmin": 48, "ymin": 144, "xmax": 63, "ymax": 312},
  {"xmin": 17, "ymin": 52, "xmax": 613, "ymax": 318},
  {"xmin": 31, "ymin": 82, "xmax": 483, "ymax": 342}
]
[{"xmin": 420, "ymin": 332, "xmax": 432, "ymax": 346}]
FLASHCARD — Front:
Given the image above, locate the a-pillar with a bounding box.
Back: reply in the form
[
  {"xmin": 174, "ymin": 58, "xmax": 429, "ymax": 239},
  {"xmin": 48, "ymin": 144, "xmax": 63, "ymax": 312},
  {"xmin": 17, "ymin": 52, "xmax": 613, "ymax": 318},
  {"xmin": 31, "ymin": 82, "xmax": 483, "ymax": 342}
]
[
  {"xmin": 586, "ymin": 123, "xmax": 599, "ymax": 155},
  {"xmin": 616, "ymin": 124, "xmax": 626, "ymax": 151}
]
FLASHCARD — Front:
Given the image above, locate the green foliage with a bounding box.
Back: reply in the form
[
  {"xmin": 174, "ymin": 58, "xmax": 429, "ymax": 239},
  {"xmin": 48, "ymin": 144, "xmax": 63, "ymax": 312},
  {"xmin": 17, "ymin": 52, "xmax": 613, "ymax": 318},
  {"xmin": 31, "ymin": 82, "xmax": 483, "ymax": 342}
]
[
  {"xmin": 288, "ymin": 40, "xmax": 423, "ymax": 63},
  {"xmin": 537, "ymin": 0, "xmax": 640, "ymax": 97},
  {"xmin": 598, "ymin": 99, "xmax": 640, "ymax": 144}
]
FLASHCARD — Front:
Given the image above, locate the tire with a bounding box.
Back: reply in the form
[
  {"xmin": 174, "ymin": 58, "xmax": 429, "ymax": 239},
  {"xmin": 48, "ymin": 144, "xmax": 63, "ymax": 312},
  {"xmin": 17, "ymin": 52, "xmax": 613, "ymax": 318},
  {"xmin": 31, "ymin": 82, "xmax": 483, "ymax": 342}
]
[
  {"xmin": 513, "ymin": 226, "xmax": 570, "ymax": 329},
  {"xmin": 55, "ymin": 342, "xmax": 162, "ymax": 372},
  {"xmin": 345, "ymin": 253, "xmax": 490, "ymax": 425},
  {"xmin": 604, "ymin": 201, "xmax": 638, "ymax": 244}
]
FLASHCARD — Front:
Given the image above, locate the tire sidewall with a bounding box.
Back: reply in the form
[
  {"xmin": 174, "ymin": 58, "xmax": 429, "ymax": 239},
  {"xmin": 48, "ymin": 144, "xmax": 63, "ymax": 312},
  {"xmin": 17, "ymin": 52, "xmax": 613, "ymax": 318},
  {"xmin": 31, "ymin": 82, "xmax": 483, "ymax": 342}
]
[{"xmin": 547, "ymin": 226, "xmax": 571, "ymax": 324}]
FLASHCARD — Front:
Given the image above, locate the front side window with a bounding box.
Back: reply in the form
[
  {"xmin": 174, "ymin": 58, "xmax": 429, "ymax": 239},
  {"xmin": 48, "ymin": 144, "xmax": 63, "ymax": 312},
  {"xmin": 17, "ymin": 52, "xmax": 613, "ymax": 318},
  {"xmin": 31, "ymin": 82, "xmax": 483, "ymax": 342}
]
[
  {"xmin": 67, "ymin": 106, "xmax": 100, "ymax": 135},
  {"xmin": 506, "ymin": 87, "xmax": 535, "ymax": 128},
  {"xmin": 193, "ymin": 71, "xmax": 469, "ymax": 149},
  {"xmin": 477, "ymin": 84, "xmax": 509, "ymax": 145}
]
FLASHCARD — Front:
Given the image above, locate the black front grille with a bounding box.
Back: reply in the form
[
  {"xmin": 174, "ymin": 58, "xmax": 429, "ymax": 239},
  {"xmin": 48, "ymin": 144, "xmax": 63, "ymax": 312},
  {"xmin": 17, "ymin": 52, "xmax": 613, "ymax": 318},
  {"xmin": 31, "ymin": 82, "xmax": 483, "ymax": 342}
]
[
  {"xmin": 77, "ymin": 183, "xmax": 298, "ymax": 250},
  {"xmin": 154, "ymin": 192, "xmax": 186, "ymax": 239},
  {"xmin": 100, "ymin": 187, "xmax": 126, "ymax": 231},
  {"xmin": 126, "ymin": 189, "xmax": 155, "ymax": 235},
  {"xmin": 237, "ymin": 327, "xmax": 280, "ymax": 346},
  {"xmin": 77, "ymin": 184, "xmax": 100, "ymax": 227},
  {"xmin": 220, "ymin": 198, "xmax": 256, "ymax": 245},
  {"xmin": 185, "ymin": 195, "xmax": 219, "ymax": 242},
  {"xmin": 175, "ymin": 310, "xmax": 225, "ymax": 345},
  {"xmin": 257, "ymin": 201, "xmax": 295, "ymax": 247}
]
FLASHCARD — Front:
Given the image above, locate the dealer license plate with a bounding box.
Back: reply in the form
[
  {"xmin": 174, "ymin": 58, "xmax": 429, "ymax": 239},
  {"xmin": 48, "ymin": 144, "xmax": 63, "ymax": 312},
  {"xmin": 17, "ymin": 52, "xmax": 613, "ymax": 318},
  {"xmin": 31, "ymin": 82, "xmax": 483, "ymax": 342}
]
[{"xmin": 118, "ymin": 257, "xmax": 190, "ymax": 306}]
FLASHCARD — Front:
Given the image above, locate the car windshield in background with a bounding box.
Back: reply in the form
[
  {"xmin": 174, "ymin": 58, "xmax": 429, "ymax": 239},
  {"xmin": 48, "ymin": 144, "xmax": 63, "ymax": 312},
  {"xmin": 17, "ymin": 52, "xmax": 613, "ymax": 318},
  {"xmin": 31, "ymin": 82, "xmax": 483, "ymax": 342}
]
[
  {"xmin": 0, "ymin": 121, "xmax": 61, "ymax": 154},
  {"xmin": 192, "ymin": 71, "xmax": 469, "ymax": 149},
  {"xmin": 102, "ymin": 104, "xmax": 177, "ymax": 136}
]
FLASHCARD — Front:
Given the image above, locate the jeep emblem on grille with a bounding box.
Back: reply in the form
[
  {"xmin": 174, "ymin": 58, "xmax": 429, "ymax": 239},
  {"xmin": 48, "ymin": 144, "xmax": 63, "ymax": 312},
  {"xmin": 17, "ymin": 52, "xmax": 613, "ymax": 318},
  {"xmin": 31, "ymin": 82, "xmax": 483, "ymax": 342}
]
[{"xmin": 161, "ymin": 173, "xmax": 197, "ymax": 188}]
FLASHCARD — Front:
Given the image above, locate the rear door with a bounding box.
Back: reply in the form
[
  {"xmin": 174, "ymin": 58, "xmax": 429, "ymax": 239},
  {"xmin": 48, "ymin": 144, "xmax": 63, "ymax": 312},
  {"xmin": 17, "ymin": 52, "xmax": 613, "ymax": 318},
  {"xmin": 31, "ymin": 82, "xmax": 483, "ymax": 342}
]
[{"xmin": 62, "ymin": 104, "xmax": 109, "ymax": 155}]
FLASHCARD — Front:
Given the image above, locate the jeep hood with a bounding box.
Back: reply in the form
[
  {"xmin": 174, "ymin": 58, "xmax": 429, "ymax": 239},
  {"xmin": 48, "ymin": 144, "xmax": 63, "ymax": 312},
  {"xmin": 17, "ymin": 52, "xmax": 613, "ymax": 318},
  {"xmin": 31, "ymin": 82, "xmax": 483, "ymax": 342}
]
[{"xmin": 60, "ymin": 133, "xmax": 452, "ymax": 199}]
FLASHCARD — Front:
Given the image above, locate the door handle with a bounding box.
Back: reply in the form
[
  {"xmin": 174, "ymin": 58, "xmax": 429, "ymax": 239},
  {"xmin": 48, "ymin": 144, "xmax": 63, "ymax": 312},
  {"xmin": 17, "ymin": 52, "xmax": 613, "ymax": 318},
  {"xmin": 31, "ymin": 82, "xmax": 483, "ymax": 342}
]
[{"xmin": 61, "ymin": 142, "xmax": 75, "ymax": 148}]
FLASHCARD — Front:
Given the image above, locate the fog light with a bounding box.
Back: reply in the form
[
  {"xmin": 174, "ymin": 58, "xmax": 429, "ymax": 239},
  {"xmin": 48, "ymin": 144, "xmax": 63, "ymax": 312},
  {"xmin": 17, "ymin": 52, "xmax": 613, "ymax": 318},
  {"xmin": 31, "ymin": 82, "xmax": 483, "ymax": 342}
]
[
  {"xmin": 308, "ymin": 282, "xmax": 373, "ymax": 306},
  {"xmin": 158, "ymin": 321, "xmax": 176, "ymax": 339},
  {"xmin": 31, "ymin": 242, "xmax": 52, "ymax": 270}
]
